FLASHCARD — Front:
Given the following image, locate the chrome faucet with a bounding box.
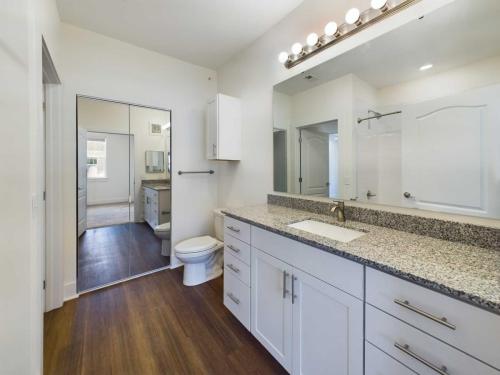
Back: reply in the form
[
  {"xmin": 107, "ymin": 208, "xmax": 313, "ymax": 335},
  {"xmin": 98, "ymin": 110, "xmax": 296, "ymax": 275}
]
[{"xmin": 331, "ymin": 201, "xmax": 346, "ymax": 222}]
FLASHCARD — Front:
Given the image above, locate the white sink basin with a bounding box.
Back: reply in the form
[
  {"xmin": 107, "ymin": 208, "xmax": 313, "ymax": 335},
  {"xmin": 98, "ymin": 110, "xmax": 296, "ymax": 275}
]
[{"xmin": 288, "ymin": 220, "xmax": 365, "ymax": 243}]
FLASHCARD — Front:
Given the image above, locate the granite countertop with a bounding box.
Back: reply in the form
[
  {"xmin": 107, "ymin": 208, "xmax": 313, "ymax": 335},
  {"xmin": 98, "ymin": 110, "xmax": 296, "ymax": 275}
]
[
  {"xmin": 222, "ymin": 204, "xmax": 500, "ymax": 315},
  {"xmin": 142, "ymin": 183, "xmax": 170, "ymax": 191}
]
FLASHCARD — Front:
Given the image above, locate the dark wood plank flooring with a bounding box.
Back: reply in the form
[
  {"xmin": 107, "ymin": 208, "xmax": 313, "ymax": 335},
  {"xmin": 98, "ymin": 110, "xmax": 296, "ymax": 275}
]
[
  {"xmin": 44, "ymin": 268, "xmax": 286, "ymax": 375},
  {"xmin": 78, "ymin": 222, "xmax": 170, "ymax": 291}
]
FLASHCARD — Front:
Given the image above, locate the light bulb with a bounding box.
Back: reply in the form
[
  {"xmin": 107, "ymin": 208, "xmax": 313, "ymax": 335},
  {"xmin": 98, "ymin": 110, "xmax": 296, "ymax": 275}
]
[
  {"xmin": 345, "ymin": 8, "xmax": 361, "ymax": 25},
  {"xmin": 324, "ymin": 21, "xmax": 338, "ymax": 37},
  {"xmin": 306, "ymin": 33, "xmax": 319, "ymax": 47},
  {"xmin": 278, "ymin": 52, "xmax": 289, "ymax": 64},
  {"xmin": 371, "ymin": 0, "xmax": 388, "ymax": 10},
  {"xmin": 291, "ymin": 42, "xmax": 303, "ymax": 55}
]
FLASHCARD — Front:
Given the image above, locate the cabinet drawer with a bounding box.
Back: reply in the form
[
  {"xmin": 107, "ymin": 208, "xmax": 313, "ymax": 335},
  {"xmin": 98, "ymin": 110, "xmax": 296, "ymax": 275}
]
[
  {"xmin": 224, "ymin": 234, "xmax": 251, "ymax": 265},
  {"xmin": 251, "ymin": 226, "xmax": 363, "ymax": 299},
  {"xmin": 366, "ymin": 305, "xmax": 498, "ymax": 375},
  {"xmin": 224, "ymin": 216, "xmax": 250, "ymax": 244},
  {"xmin": 224, "ymin": 271, "xmax": 250, "ymax": 330},
  {"xmin": 365, "ymin": 341, "xmax": 416, "ymax": 375},
  {"xmin": 224, "ymin": 250, "xmax": 250, "ymax": 286},
  {"xmin": 366, "ymin": 267, "xmax": 500, "ymax": 369}
]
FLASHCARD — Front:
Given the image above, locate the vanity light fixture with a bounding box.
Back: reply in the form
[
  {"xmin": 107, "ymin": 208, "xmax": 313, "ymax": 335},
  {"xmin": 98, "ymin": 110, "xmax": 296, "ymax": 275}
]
[
  {"xmin": 371, "ymin": 0, "xmax": 389, "ymax": 11},
  {"xmin": 291, "ymin": 42, "xmax": 304, "ymax": 56},
  {"xmin": 419, "ymin": 63, "xmax": 433, "ymax": 71},
  {"xmin": 345, "ymin": 8, "xmax": 362, "ymax": 25},
  {"xmin": 278, "ymin": 0, "xmax": 421, "ymax": 68}
]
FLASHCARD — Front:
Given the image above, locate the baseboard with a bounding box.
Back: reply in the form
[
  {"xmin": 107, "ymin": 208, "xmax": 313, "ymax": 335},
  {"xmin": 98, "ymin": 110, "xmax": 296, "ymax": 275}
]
[{"xmin": 63, "ymin": 281, "xmax": 79, "ymax": 301}]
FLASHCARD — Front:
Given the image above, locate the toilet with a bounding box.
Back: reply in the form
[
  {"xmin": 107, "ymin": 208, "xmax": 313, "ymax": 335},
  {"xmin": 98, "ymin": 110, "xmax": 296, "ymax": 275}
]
[
  {"xmin": 175, "ymin": 209, "xmax": 225, "ymax": 286},
  {"xmin": 154, "ymin": 222, "xmax": 171, "ymax": 256}
]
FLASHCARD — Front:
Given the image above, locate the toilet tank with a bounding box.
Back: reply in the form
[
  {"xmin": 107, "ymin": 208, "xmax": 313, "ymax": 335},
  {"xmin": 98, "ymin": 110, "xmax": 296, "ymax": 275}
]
[{"xmin": 214, "ymin": 208, "xmax": 225, "ymax": 241}]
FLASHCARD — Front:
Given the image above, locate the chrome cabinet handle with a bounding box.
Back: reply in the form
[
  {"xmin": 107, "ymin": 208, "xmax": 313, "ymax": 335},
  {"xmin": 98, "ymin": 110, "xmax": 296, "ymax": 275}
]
[
  {"xmin": 226, "ymin": 226, "xmax": 240, "ymax": 233},
  {"xmin": 227, "ymin": 244, "xmax": 240, "ymax": 253},
  {"xmin": 226, "ymin": 292, "xmax": 240, "ymax": 305},
  {"xmin": 291, "ymin": 275, "xmax": 298, "ymax": 304},
  {"xmin": 282, "ymin": 271, "xmax": 290, "ymax": 298},
  {"xmin": 227, "ymin": 264, "xmax": 240, "ymax": 273},
  {"xmin": 395, "ymin": 342, "xmax": 448, "ymax": 375},
  {"xmin": 394, "ymin": 299, "xmax": 456, "ymax": 330}
]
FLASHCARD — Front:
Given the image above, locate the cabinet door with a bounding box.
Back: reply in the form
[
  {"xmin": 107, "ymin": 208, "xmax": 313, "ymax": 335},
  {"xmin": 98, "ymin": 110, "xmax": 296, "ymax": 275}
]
[
  {"xmin": 292, "ymin": 267, "xmax": 364, "ymax": 375},
  {"xmin": 251, "ymin": 248, "xmax": 293, "ymax": 372},
  {"xmin": 206, "ymin": 98, "xmax": 218, "ymax": 159}
]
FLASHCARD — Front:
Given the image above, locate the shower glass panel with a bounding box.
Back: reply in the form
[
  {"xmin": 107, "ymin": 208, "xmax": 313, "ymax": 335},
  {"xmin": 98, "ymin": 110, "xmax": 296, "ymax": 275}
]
[{"xmin": 76, "ymin": 96, "xmax": 171, "ymax": 292}]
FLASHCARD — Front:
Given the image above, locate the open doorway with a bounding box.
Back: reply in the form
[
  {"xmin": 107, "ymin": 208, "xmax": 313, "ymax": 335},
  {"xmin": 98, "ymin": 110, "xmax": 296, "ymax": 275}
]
[
  {"xmin": 273, "ymin": 128, "xmax": 287, "ymax": 192},
  {"xmin": 297, "ymin": 120, "xmax": 339, "ymax": 197},
  {"xmin": 76, "ymin": 96, "xmax": 172, "ymax": 293}
]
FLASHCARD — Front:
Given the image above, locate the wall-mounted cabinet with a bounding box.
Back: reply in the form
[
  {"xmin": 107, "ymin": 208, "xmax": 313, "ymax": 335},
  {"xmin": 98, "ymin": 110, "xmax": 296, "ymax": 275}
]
[{"xmin": 206, "ymin": 93, "xmax": 241, "ymax": 161}]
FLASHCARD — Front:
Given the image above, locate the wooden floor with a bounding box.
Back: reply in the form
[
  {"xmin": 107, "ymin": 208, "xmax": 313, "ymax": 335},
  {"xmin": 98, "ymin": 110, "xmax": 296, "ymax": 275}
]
[
  {"xmin": 44, "ymin": 268, "xmax": 286, "ymax": 375},
  {"xmin": 78, "ymin": 222, "xmax": 170, "ymax": 291}
]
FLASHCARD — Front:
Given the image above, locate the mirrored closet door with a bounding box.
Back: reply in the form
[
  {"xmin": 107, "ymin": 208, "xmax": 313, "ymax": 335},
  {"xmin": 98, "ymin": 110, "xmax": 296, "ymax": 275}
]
[{"xmin": 77, "ymin": 96, "xmax": 171, "ymax": 292}]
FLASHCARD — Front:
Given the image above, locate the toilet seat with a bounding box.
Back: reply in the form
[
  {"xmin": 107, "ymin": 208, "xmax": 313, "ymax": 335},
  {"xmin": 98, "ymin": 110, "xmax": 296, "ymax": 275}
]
[{"xmin": 175, "ymin": 235, "xmax": 218, "ymax": 255}]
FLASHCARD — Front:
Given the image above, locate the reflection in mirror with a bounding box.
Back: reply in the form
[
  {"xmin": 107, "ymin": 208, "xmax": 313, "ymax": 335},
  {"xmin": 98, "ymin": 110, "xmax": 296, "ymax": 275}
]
[
  {"xmin": 273, "ymin": 0, "xmax": 500, "ymax": 219},
  {"xmin": 76, "ymin": 96, "xmax": 171, "ymax": 292},
  {"xmin": 145, "ymin": 151, "xmax": 165, "ymax": 173}
]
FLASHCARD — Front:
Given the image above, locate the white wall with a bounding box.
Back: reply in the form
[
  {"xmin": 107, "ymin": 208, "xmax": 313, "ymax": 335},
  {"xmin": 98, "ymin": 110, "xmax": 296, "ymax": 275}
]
[
  {"xmin": 86, "ymin": 132, "xmax": 131, "ymax": 205},
  {"xmin": 216, "ymin": 0, "xmax": 452, "ymax": 208},
  {"xmin": 59, "ymin": 23, "xmax": 218, "ymax": 297}
]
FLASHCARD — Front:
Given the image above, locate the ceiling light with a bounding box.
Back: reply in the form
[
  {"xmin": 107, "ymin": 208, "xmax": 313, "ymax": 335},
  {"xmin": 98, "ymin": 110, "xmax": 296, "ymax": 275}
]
[
  {"xmin": 291, "ymin": 42, "xmax": 303, "ymax": 55},
  {"xmin": 371, "ymin": 0, "xmax": 388, "ymax": 10},
  {"xmin": 278, "ymin": 52, "xmax": 289, "ymax": 64},
  {"xmin": 345, "ymin": 8, "xmax": 361, "ymax": 25},
  {"xmin": 419, "ymin": 63, "xmax": 433, "ymax": 71},
  {"xmin": 324, "ymin": 21, "xmax": 339, "ymax": 37},
  {"xmin": 306, "ymin": 33, "xmax": 319, "ymax": 47}
]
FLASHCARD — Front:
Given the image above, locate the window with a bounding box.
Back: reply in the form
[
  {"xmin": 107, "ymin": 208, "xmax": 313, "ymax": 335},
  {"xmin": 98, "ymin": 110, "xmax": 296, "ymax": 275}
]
[{"xmin": 87, "ymin": 138, "xmax": 107, "ymax": 179}]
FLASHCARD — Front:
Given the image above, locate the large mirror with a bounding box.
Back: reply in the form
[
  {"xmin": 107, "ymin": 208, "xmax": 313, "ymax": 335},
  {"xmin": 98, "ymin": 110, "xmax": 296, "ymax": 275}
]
[
  {"xmin": 77, "ymin": 97, "xmax": 171, "ymax": 292},
  {"xmin": 273, "ymin": 0, "xmax": 500, "ymax": 219}
]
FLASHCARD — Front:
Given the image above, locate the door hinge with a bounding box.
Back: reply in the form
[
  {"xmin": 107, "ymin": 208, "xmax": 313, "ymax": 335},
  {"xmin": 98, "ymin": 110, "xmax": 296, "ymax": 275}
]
[
  {"xmin": 43, "ymin": 191, "xmax": 46, "ymax": 201},
  {"xmin": 298, "ymin": 136, "xmax": 302, "ymax": 143},
  {"xmin": 43, "ymin": 280, "xmax": 46, "ymax": 290},
  {"xmin": 298, "ymin": 177, "xmax": 303, "ymax": 183}
]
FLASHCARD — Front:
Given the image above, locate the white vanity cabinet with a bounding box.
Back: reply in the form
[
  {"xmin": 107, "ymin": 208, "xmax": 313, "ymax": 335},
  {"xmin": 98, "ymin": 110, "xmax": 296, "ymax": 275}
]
[
  {"xmin": 206, "ymin": 93, "xmax": 241, "ymax": 161},
  {"xmin": 143, "ymin": 187, "xmax": 170, "ymax": 229},
  {"xmin": 251, "ymin": 230, "xmax": 364, "ymax": 375}
]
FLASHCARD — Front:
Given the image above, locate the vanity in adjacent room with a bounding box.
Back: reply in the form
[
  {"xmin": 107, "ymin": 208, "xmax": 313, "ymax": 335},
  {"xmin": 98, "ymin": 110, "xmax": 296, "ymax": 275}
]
[
  {"xmin": 142, "ymin": 180, "xmax": 171, "ymax": 229},
  {"xmin": 223, "ymin": 0, "xmax": 500, "ymax": 374}
]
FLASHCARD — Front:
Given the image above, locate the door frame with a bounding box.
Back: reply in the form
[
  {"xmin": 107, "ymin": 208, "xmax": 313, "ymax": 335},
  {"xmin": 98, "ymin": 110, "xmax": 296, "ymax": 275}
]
[
  {"xmin": 42, "ymin": 38, "xmax": 64, "ymax": 312},
  {"xmin": 75, "ymin": 94, "xmax": 173, "ymax": 294}
]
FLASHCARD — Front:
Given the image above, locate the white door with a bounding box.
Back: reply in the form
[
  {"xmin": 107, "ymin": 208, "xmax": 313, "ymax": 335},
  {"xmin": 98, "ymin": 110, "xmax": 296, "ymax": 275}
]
[
  {"xmin": 206, "ymin": 98, "xmax": 218, "ymax": 159},
  {"xmin": 403, "ymin": 85, "xmax": 500, "ymax": 218},
  {"xmin": 291, "ymin": 267, "xmax": 364, "ymax": 375},
  {"xmin": 251, "ymin": 249, "xmax": 293, "ymax": 372},
  {"xmin": 77, "ymin": 128, "xmax": 87, "ymax": 236},
  {"xmin": 300, "ymin": 129, "xmax": 329, "ymax": 196}
]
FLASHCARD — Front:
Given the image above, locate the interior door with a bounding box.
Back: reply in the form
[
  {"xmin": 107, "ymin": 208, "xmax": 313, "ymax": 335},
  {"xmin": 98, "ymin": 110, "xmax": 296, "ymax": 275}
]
[
  {"xmin": 403, "ymin": 85, "xmax": 500, "ymax": 217},
  {"xmin": 291, "ymin": 267, "xmax": 364, "ymax": 375},
  {"xmin": 251, "ymin": 248, "xmax": 293, "ymax": 372},
  {"xmin": 300, "ymin": 129, "xmax": 329, "ymax": 196},
  {"xmin": 77, "ymin": 127, "xmax": 87, "ymax": 236}
]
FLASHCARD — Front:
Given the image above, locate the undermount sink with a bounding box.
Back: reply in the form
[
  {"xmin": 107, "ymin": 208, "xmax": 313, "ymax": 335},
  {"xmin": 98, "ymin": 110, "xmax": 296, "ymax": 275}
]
[{"xmin": 288, "ymin": 220, "xmax": 365, "ymax": 243}]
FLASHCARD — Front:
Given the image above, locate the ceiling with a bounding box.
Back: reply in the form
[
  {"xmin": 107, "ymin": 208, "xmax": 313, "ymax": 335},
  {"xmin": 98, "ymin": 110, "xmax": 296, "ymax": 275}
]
[
  {"xmin": 275, "ymin": 0, "xmax": 500, "ymax": 95},
  {"xmin": 56, "ymin": 0, "xmax": 303, "ymax": 69}
]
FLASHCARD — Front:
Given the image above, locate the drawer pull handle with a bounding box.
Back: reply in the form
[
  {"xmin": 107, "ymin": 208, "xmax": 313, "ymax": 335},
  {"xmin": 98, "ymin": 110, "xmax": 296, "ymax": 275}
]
[
  {"xmin": 227, "ymin": 264, "xmax": 240, "ymax": 273},
  {"xmin": 227, "ymin": 244, "xmax": 240, "ymax": 253},
  {"xmin": 227, "ymin": 226, "xmax": 240, "ymax": 233},
  {"xmin": 282, "ymin": 271, "xmax": 290, "ymax": 298},
  {"xmin": 394, "ymin": 299, "xmax": 456, "ymax": 330},
  {"xmin": 227, "ymin": 292, "xmax": 240, "ymax": 305},
  {"xmin": 395, "ymin": 342, "xmax": 448, "ymax": 375}
]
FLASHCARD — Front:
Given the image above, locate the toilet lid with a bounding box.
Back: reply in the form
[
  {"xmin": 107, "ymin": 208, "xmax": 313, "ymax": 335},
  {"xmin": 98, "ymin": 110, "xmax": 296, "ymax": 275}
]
[
  {"xmin": 155, "ymin": 222, "xmax": 170, "ymax": 232},
  {"xmin": 175, "ymin": 236, "xmax": 218, "ymax": 254}
]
